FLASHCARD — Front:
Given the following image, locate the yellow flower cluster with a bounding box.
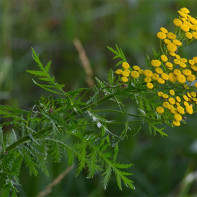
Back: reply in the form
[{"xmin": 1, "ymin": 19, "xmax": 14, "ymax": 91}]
[{"xmin": 115, "ymin": 7, "xmax": 197, "ymax": 127}]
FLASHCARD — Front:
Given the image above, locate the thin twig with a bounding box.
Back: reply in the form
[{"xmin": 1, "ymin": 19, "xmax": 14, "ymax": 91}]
[
  {"xmin": 36, "ymin": 165, "xmax": 74, "ymax": 197},
  {"xmin": 73, "ymin": 38, "xmax": 94, "ymax": 87}
]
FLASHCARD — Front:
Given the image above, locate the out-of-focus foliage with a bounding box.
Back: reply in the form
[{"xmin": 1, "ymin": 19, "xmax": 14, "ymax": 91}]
[{"xmin": 1, "ymin": 0, "xmax": 197, "ymax": 196}]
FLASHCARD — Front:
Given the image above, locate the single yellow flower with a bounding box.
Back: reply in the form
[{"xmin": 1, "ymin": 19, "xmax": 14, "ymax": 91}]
[
  {"xmin": 156, "ymin": 106, "xmax": 164, "ymax": 114},
  {"xmin": 131, "ymin": 71, "xmax": 140, "ymax": 78},
  {"xmin": 122, "ymin": 62, "xmax": 130, "ymax": 69}
]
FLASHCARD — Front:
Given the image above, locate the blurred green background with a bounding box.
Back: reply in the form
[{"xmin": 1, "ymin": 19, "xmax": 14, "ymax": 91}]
[{"xmin": 1, "ymin": 0, "xmax": 197, "ymax": 196}]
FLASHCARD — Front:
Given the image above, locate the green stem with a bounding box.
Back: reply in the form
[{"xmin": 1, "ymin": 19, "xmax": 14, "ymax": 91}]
[{"xmin": 91, "ymin": 109, "xmax": 159, "ymax": 121}]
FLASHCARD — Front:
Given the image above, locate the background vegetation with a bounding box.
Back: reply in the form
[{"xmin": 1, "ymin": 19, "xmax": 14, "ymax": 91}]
[{"xmin": 1, "ymin": 0, "xmax": 197, "ymax": 196}]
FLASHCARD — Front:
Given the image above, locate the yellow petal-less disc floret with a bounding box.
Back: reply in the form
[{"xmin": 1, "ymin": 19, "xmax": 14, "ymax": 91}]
[
  {"xmin": 186, "ymin": 106, "xmax": 193, "ymax": 114},
  {"xmin": 161, "ymin": 73, "xmax": 169, "ymax": 80},
  {"xmin": 116, "ymin": 69, "xmax": 122, "ymax": 74},
  {"xmin": 133, "ymin": 65, "xmax": 140, "ymax": 70},
  {"xmin": 169, "ymin": 90, "xmax": 175, "ymax": 96},
  {"xmin": 144, "ymin": 69, "xmax": 153, "ymax": 77},
  {"xmin": 144, "ymin": 77, "xmax": 151, "ymax": 83},
  {"xmin": 121, "ymin": 77, "xmax": 128, "ymax": 82},
  {"xmin": 185, "ymin": 32, "xmax": 193, "ymax": 39},
  {"xmin": 152, "ymin": 73, "xmax": 159, "ymax": 80},
  {"xmin": 155, "ymin": 67, "xmax": 163, "ymax": 74},
  {"xmin": 157, "ymin": 32, "xmax": 166, "ymax": 40},
  {"xmin": 131, "ymin": 71, "xmax": 140, "ymax": 78},
  {"xmin": 187, "ymin": 74, "xmax": 196, "ymax": 82},
  {"xmin": 161, "ymin": 55, "xmax": 168, "ymax": 62},
  {"xmin": 122, "ymin": 62, "xmax": 130, "ymax": 69},
  {"xmin": 167, "ymin": 32, "xmax": 176, "ymax": 39},
  {"xmin": 156, "ymin": 106, "xmax": 164, "ymax": 114},
  {"xmin": 151, "ymin": 59, "xmax": 161, "ymax": 67},
  {"xmin": 173, "ymin": 120, "xmax": 180, "ymax": 126},
  {"xmin": 122, "ymin": 70, "xmax": 130, "ymax": 77},
  {"xmin": 169, "ymin": 73, "xmax": 177, "ymax": 82},
  {"xmin": 177, "ymin": 74, "xmax": 186, "ymax": 83},
  {"xmin": 167, "ymin": 43, "xmax": 177, "ymax": 52},
  {"xmin": 174, "ymin": 114, "xmax": 182, "ymax": 121},
  {"xmin": 169, "ymin": 97, "xmax": 176, "ymax": 105},
  {"xmin": 173, "ymin": 18, "xmax": 182, "ymax": 27},
  {"xmin": 173, "ymin": 39, "xmax": 182, "ymax": 46},
  {"xmin": 160, "ymin": 27, "xmax": 168, "ymax": 33},
  {"xmin": 157, "ymin": 78, "xmax": 165, "ymax": 84},
  {"xmin": 147, "ymin": 82, "xmax": 154, "ymax": 89}
]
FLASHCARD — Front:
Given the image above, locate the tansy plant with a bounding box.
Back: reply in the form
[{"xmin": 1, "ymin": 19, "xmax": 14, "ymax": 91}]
[{"xmin": 0, "ymin": 7, "xmax": 197, "ymax": 195}]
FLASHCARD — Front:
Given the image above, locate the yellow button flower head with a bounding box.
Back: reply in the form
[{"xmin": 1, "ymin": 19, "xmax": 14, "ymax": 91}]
[
  {"xmin": 144, "ymin": 69, "xmax": 153, "ymax": 77},
  {"xmin": 180, "ymin": 58, "xmax": 187, "ymax": 63},
  {"xmin": 122, "ymin": 70, "xmax": 130, "ymax": 77},
  {"xmin": 162, "ymin": 94, "xmax": 169, "ymax": 99},
  {"xmin": 157, "ymin": 32, "xmax": 166, "ymax": 40},
  {"xmin": 182, "ymin": 69, "xmax": 191, "ymax": 76},
  {"xmin": 174, "ymin": 114, "xmax": 182, "ymax": 121},
  {"xmin": 160, "ymin": 27, "xmax": 168, "ymax": 33},
  {"xmin": 164, "ymin": 39, "xmax": 171, "ymax": 44},
  {"xmin": 179, "ymin": 62, "xmax": 186, "ymax": 68},
  {"xmin": 171, "ymin": 108, "xmax": 177, "ymax": 114},
  {"xmin": 186, "ymin": 92, "xmax": 191, "ymax": 98},
  {"xmin": 122, "ymin": 62, "xmax": 130, "ymax": 69},
  {"xmin": 176, "ymin": 96, "xmax": 181, "ymax": 102},
  {"xmin": 189, "ymin": 17, "xmax": 197, "ymax": 25},
  {"xmin": 167, "ymin": 43, "xmax": 177, "ymax": 52},
  {"xmin": 166, "ymin": 62, "xmax": 173, "ymax": 68},
  {"xmin": 177, "ymin": 106, "xmax": 185, "ymax": 114},
  {"xmin": 192, "ymin": 32, "xmax": 197, "ymax": 39},
  {"xmin": 146, "ymin": 82, "xmax": 153, "ymax": 89},
  {"xmin": 174, "ymin": 59, "xmax": 180, "ymax": 64},
  {"xmin": 152, "ymin": 73, "xmax": 159, "ymax": 80},
  {"xmin": 180, "ymin": 24, "xmax": 190, "ymax": 32},
  {"xmin": 169, "ymin": 90, "xmax": 175, "ymax": 96},
  {"xmin": 173, "ymin": 39, "xmax": 182, "ymax": 46},
  {"xmin": 163, "ymin": 102, "xmax": 170, "ymax": 108},
  {"xmin": 133, "ymin": 65, "xmax": 140, "ymax": 70},
  {"xmin": 187, "ymin": 74, "xmax": 196, "ymax": 82},
  {"xmin": 186, "ymin": 106, "xmax": 193, "ymax": 114},
  {"xmin": 185, "ymin": 32, "xmax": 193, "ymax": 39},
  {"xmin": 158, "ymin": 91, "xmax": 163, "ymax": 97},
  {"xmin": 180, "ymin": 7, "xmax": 190, "ymax": 14},
  {"xmin": 174, "ymin": 69, "xmax": 181, "ymax": 76},
  {"xmin": 155, "ymin": 67, "xmax": 163, "ymax": 74},
  {"xmin": 167, "ymin": 32, "xmax": 176, "ymax": 39},
  {"xmin": 184, "ymin": 101, "xmax": 189, "ymax": 107},
  {"xmin": 161, "ymin": 73, "xmax": 169, "ymax": 80},
  {"xmin": 178, "ymin": 11, "xmax": 187, "ymax": 18},
  {"xmin": 189, "ymin": 59, "xmax": 195, "ymax": 65},
  {"xmin": 122, "ymin": 77, "xmax": 128, "ymax": 82},
  {"xmin": 173, "ymin": 120, "xmax": 180, "ymax": 126},
  {"xmin": 131, "ymin": 71, "xmax": 140, "ymax": 78},
  {"xmin": 161, "ymin": 55, "xmax": 168, "ymax": 62},
  {"xmin": 144, "ymin": 77, "xmax": 151, "ymax": 83},
  {"xmin": 169, "ymin": 97, "xmax": 176, "ymax": 105},
  {"xmin": 157, "ymin": 78, "xmax": 165, "ymax": 84},
  {"xmin": 191, "ymin": 92, "xmax": 196, "ymax": 97},
  {"xmin": 183, "ymin": 95, "xmax": 189, "ymax": 101},
  {"xmin": 169, "ymin": 73, "xmax": 177, "ymax": 82},
  {"xmin": 193, "ymin": 57, "xmax": 197, "ymax": 63},
  {"xmin": 177, "ymin": 74, "xmax": 186, "ymax": 83},
  {"xmin": 156, "ymin": 106, "xmax": 164, "ymax": 114},
  {"xmin": 116, "ymin": 69, "xmax": 122, "ymax": 74},
  {"xmin": 175, "ymin": 54, "xmax": 181, "ymax": 59},
  {"xmin": 191, "ymin": 65, "xmax": 197, "ymax": 71},
  {"xmin": 173, "ymin": 18, "xmax": 182, "ymax": 27},
  {"xmin": 151, "ymin": 59, "xmax": 161, "ymax": 67}
]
